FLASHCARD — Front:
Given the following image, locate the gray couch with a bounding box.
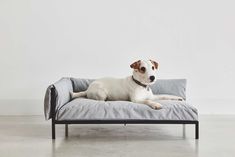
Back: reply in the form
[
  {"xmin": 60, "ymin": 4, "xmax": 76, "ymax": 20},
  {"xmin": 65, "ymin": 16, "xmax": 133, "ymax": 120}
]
[{"xmin": 44, "ymin": 78, "xmax": 199, "ymax": 139}]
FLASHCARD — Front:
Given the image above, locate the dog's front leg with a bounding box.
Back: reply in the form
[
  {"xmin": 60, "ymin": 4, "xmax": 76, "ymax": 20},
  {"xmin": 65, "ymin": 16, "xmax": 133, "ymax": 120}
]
[
  {"xmin": 152, "ymin": 94, "xmax": 184, "ymax": 101},
  {"xmin": 131, "ymin": 99, "xmax": 162, "ymax": 110}
]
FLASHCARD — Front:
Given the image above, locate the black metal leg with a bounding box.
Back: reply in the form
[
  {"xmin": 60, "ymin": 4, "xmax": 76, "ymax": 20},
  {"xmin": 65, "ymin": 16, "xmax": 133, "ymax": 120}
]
[
  {"xmin": 195, "ymin": 121, "xmax": 199, "ymax": 139},
  {"xmin": 183, "ymin": 124, "xmax": 186, "ymax": 138},
  {"xmin": 52, "ymin": 121, "xmax": 55, "ymax": 139},
  {"xmin": 51, "ymin": 87, "xmax": 56, "ymax": 140},
  {"xmin": 65, "ymin": 124, "xmax": 68, "ymax": 137}
]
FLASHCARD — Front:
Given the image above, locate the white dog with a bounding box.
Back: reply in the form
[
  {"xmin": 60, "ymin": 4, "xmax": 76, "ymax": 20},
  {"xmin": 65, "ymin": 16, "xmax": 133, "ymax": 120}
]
[{"xmin": 71, "ymin": 59, "xmax": 183, "ymax": 109}]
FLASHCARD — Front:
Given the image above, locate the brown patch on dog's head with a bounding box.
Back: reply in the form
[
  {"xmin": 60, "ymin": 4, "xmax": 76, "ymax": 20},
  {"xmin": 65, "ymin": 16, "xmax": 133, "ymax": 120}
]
[
  {"xmin": 130, "ymin": 60, "xmax": 141, "ymax": 69},
  {"xmin": 150, "ymin": 60, "xmax": 158, "ymax": 69}
]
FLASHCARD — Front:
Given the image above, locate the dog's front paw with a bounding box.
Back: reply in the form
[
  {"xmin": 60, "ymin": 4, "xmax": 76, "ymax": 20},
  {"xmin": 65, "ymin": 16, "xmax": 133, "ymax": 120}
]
[
  {"xmin": 171, "ymin": 96, "xmax": 184, "ymax": 101},
  {"xmin": 151, "ymin": 103, "xmax": 162, "ymax": 110},
  {"xmin": 177, "ymin": 97, "xmax": 184, "ymax": 101}
]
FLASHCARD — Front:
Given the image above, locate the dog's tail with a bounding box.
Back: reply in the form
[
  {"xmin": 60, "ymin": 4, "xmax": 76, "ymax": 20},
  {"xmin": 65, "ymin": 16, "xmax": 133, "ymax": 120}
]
[{"xmin": 70, "ymin": 91, "xmax": 87, "ymax": 99}]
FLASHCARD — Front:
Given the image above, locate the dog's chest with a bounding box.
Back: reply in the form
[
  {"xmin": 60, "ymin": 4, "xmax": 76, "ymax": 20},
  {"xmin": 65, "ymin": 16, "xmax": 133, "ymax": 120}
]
[{"xmin": 134, "ymin": 88, "xmax": 153, "ymax": 100}]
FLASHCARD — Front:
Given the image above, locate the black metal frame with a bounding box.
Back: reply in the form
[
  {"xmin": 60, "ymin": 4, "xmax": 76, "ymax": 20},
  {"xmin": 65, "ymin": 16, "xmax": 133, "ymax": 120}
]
[{"xmin": 51, "ymin": 86, "xmax": 199, "ymax": 140}]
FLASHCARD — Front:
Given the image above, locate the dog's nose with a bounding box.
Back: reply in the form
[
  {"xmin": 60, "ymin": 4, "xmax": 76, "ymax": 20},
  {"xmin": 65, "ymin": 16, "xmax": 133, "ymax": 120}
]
[{"xmin": 149, "ymin": 76, "xmax": 155, "ymax": 82}]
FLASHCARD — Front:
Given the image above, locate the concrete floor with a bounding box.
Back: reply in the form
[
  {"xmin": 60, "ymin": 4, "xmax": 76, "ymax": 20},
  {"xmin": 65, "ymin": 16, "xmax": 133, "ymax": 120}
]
[{"xmin": 0, "ymin": 115, "xmax": 235, "ymax": 157}]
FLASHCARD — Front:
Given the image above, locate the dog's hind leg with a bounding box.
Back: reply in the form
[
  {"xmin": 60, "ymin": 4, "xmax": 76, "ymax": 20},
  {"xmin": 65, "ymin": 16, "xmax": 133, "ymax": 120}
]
[
  {"xmin": 87, "ymin": 89, "xmax": 107, "ymax": 101},
  {"xmin": 86, "ymin": 82, "xmax": 108, "ymax": 101},
  {"xmin": 70, "ymin": 91, "xmax": 87, "ymax": 99}
]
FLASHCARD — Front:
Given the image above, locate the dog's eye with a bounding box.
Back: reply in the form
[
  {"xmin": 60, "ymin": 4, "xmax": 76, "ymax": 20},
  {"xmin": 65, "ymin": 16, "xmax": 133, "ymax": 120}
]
[
  {"xmin": 152, "ymin": 66, "xmax": 154, "ymax": 70},
  {"xmin": 140, "ymin": 67, "xmax": 146, "ymax": 73}
]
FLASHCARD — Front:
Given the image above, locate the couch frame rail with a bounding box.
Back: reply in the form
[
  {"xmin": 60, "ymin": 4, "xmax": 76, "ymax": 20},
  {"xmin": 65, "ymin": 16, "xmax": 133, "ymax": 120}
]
[{"xmin": 50, "ymin": 86, "xmax": 199, "ymax": 140}]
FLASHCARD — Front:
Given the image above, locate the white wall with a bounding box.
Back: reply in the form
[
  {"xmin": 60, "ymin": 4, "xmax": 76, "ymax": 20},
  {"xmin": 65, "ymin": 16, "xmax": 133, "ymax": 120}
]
[{"xmin": 0, "ymin": 0, "xmax": 235, "ymax": 115}]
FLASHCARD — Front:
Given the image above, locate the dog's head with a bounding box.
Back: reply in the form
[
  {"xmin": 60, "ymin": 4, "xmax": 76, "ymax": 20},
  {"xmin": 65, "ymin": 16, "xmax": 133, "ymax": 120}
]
[{"xmin": 130, "ymin": 59, "xmax": 158, "ymax": 85}]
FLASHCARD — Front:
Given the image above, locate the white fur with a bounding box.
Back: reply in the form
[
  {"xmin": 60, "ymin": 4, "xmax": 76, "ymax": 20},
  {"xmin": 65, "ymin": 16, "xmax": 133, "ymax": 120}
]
[{"xmin": 71, "ymin": 60, "xmax": 183, "ymax": 109}]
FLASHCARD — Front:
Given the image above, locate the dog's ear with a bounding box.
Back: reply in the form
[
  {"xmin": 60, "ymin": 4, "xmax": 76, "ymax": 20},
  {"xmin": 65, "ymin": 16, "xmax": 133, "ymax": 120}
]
[
  {"xmin": 150, "ymin": 60, "xmax": 158, "ymax": 69},
  {"xmin": 130, "ymin": 60, "xmax": 141, "ymax": 69}
]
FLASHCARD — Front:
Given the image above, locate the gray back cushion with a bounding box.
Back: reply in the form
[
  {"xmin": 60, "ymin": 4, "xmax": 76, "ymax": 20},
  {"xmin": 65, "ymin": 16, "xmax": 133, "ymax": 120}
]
[
  {"xmin": 71, "ymin": 78, "xmax": 94, "ymax": 92},
  {"xmin": 150, "ymin": 79, "xmax": 187, "ymax": 100},
  {"xmin": 71, "ymin": 78, "xmax": 187, "ymax": 100}
]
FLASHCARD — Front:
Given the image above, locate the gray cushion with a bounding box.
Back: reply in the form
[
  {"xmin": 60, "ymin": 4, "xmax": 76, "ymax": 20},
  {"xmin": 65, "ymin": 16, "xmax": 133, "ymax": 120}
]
[
  {"xmin": 71, "ymin": 78, "xmax": 94, "ymax": 92},
  {"xmin": 56, "ymin": 98, "xmax": 197, "ymax": 121},
  {"xmin": 150, "ymin": 79, "xmax": 187, "ymax": 100}
]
